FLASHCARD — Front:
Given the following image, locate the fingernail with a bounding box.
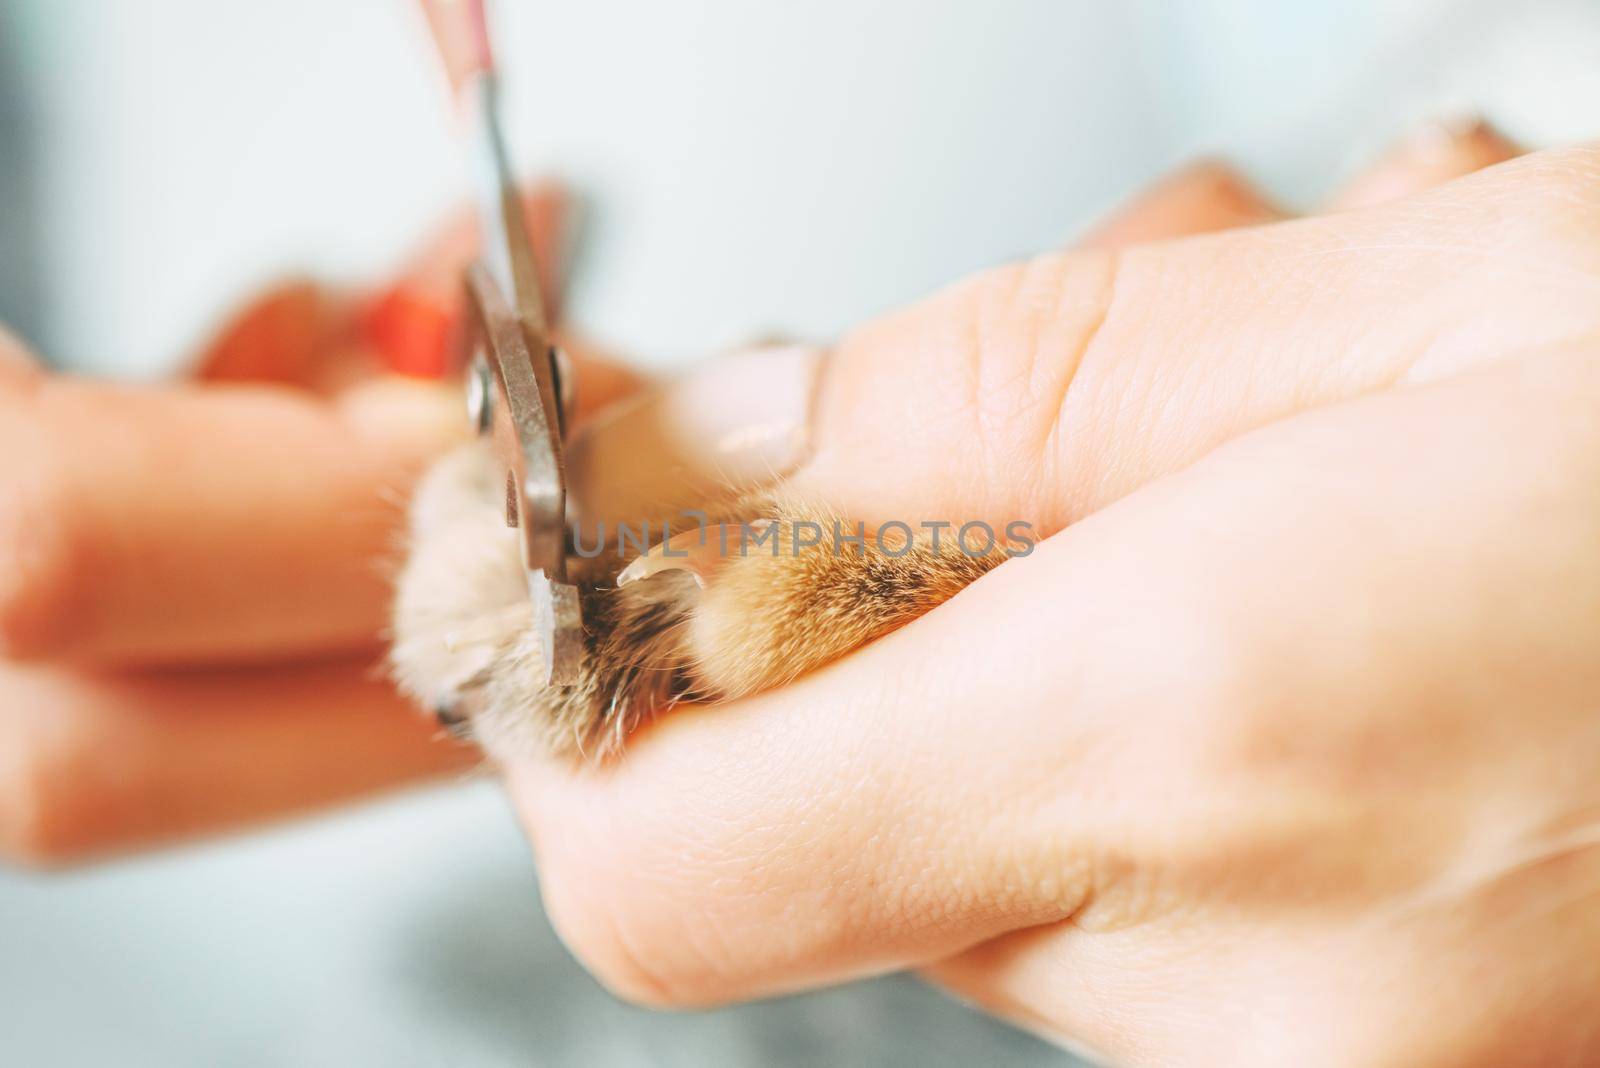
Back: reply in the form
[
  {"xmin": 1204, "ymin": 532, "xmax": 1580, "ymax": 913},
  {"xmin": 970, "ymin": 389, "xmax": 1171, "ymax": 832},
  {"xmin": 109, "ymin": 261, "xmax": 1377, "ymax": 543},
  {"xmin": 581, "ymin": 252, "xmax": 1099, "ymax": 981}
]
[
  {"xmin": 193, "ymin": 280, "xmax": 332, "ymax": 384},
  {"xmin": 568, "ymin": 343, "xmax": 823, "ymax": 523}
]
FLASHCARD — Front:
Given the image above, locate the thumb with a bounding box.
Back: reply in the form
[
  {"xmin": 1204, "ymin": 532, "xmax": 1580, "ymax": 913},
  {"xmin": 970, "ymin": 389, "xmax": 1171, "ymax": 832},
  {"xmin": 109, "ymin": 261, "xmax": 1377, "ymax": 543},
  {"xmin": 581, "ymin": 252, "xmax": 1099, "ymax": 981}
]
[
  {"xmin": 791, "ymin": 144, "xmax": 1599, "ymax": 535},
  {"xmin": 560, "ymin": 146, "xmax": 1599, "ymax": 545}
]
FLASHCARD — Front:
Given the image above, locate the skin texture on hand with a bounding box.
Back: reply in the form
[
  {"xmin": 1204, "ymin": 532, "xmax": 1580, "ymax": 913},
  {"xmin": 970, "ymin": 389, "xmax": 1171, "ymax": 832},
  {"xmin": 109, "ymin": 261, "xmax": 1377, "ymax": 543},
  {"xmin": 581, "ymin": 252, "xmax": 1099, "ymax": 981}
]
[
  {"xmin": 4, "ymin": 113, "xmax": 1594, "ymax": 1064},
  {"xmin": 0, "ymin": 186, "xmax": 641, "ymax": 863},
  {"xmin": 505, "ymin": 139, "xmax": 1600, "ymax": 1065},
  {"xmin": 0, "ymin": 335, "xmax": 481, "ymax": 862}
]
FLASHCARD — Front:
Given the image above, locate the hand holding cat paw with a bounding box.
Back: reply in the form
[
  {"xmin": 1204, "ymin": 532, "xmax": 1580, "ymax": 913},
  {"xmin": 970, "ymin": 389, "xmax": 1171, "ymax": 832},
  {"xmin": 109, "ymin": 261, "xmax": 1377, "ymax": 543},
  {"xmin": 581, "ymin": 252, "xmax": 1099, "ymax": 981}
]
[{"xmin": 505, "ymin": 138, "xmax": 1600, "ymax": 1066}]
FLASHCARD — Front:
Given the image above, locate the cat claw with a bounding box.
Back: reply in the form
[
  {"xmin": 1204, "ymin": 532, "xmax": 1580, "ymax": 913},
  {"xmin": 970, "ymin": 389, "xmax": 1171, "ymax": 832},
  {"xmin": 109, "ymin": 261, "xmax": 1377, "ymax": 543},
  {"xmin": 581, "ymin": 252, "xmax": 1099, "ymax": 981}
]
[{"xmin": 616, "ymin": 520, "xmax": 773, "ymax": 590}]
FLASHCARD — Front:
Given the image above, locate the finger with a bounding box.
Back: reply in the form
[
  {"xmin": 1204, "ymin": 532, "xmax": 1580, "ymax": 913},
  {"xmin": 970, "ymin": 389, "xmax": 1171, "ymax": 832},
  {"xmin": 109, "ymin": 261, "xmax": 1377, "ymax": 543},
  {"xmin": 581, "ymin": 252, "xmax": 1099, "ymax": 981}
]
[
  {"xmin": 1324, "ymin": 116, "xmax": 1521, "ymax": 212},
  {"xmin": 788, "ymin": 143, "xmax": 1600, "ymax": 536},
  {"xmin": 569, "ymin": 163, "xmax": 1282, "ymax": 519},
  {"xmin": 567, "ymin": 342, "xmax": 821, "ymax": 522},
  {"xmin": 375, "ymin": 181, "xmax": 569, "ymax": 326},
  {"xmin": 0, "ymin": 657, "xmax": 474, "ymax": 863},
  {"xmin": 925, "ymin": 345, "xmax": 1600, "ymax": 1066},
  {"xmin": 197, "ymin": 184, "xmax": 569, "ymax": 388},
  {"xmin": 496, "ymin": 146, "xmax": 1600, "ymax": 1002},
  {"xmin": 0, "ymin": 374, "xmax": 466, "ymax": 663},
  {"xmin": 563, "ymin": 147, "xmax": 1597, "ymax": 558},
  {"xmin": 568, "ymin": 163, "xmax": 1277, "ymax": 519},
  {"xmin": 506, "ymin": 421, "xmax": 1219, "ymax": 1004},
  {"xmin": 1078, "ymin": 160, "xmax": 1285, "ymax": 250},
  {"xmin": 189, "ymin": 280, "xmax": 343, "ymax": 387},
  {"xmin": 512, "ymin": 340, "xmax": 1600, "ymax": 1014},
  {"xmin": 350, "ymin": 183, "xmax": 647, "ymax": 414},
  {"xmin": 556, "ymin": 330, "xmax": 652, "ymax": 430}
]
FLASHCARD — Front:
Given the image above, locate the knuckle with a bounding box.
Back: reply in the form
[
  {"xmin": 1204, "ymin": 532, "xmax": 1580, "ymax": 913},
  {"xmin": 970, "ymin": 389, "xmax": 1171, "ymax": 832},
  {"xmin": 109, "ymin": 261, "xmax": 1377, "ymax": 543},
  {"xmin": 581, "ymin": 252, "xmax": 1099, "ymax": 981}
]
[
  {"xmin": 943, "ymin": 251, "xmax": 1118, "ymax": 521},
  {"xmin": 0, "ymin": 441, "xmax": 86, "ymax": 661},
  {"xmin": 530, "ymin": 779, "xmax": 858, "ymax": 1009},
  {"xmin": 0, "ymin": 723, "xmax": 86, "ymax": 867},
  {"xmin": 1087, "ymin": 555, "xmax": 1309, "ymax": 790},
  {"xmin": 965, "ymin": 250, "xmax": 1117, "ymax": 441},
  {"xmin": 810, "ymin": 249, "xmax": 1116, "ymax": 525},
  {"xmin": 1170, "ymin": 609, "xmax": 1385, "ymax": 800},
  {"xmin": 1166, "ymin": 623, "xmax": 1314, "ymax": 783},
  {"xmin": 540, "ymin": 871, "xmax": 733, "ymax": 1009},
  {"xmin": 541, "ymin": 888, "xmax": 685, "ymax": 1007},
  {"xmin": 0, "ymin": 326, "xmax": 42, "ymax": 383},
  {"xmin": 1476, "ymin": 144, "xmax": 1600, "ymax": 267},
  {"xmin": 1, "ymin": 809, "xmax": 78, "ymax": 869},
  {"xmin": 533, "ymin": 820, "xmax": 754, "ymax": 1009}
]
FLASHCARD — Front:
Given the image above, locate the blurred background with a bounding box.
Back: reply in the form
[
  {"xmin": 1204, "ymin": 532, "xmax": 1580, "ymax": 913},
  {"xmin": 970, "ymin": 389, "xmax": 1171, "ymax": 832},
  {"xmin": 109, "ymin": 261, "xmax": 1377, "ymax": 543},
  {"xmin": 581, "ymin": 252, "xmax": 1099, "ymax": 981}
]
[{"xmin": 1, "ymin": 0, "xmax": 1597, "ymax": 1064}]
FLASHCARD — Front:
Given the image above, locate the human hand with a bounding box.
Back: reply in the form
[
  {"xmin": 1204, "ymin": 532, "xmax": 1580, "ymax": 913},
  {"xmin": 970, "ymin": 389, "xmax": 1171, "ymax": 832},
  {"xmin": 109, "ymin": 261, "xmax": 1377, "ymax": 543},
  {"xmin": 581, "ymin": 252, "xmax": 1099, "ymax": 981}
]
[
  {"xmin": 0, "ymin": 186, "xmax": 638, "ymax": 863},
  {"xmin": 510, "ymin": 128, "xmax": 1600, "ymax": 1064}
]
